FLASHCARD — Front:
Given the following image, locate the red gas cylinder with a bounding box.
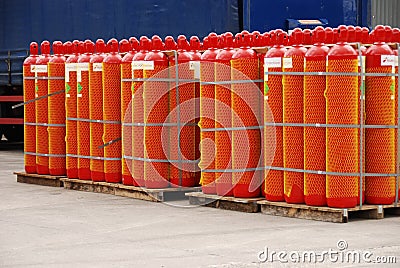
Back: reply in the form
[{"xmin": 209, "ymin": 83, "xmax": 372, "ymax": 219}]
[
  {"xmin": 326, "ymin": 25, "xmax": 359, "ymax": 208},
  {"xmin": 365, "ymin": 25, "xmax": 396, "ymax": 205},
  {"xmin": 23, "ymin": 42, "xmax": 39, "ymax": 174},
  {"xmin": 35, "ymin": 41, "xmax": 51, "ymax": 175},
  {"xmin": 282, "ymin": 28, "xmax": 307, "ymax": 204},
  {"xmin": 121, "ymin": 37, "xmax": 138, "ymax": 186},
  {"xmin": 304, "ymin": 26, "xmax": 329, "ymax": 206},
  {"xmin": 231, "ymin": 32, "xmax": 262, "ymax": 198},
  {"xmin": 131, "ymin": 36, "xmax": 151, "ymax": 187},
  {"xmin": 264, "ymin": 30, "xmax": 287, "ymax": 201},
  {"xmin": 48, "ymin": 41, "xmax": 66, "ymax": 176},
  {"xmin": 76, "ymin": 40, "xmax": 94, "ymax": 180},
  {"xmin": 89, "ymin": 39, "xmax": 107, "ymax": 182},
  {"xmin": 215, "ymin": 32, "xmax": 235, "ymax": 196},
  {"xmin": 143, "ymin": 35, "xmax": 170, "ymax": 188},
  {"xmin": 199, "ymin": 33, "xmax": 219, "ymax": 194},
  {"xmin": 103, "ymin": 38, "xmax": 122, "ymax": 183},
  {"xmin": 65, "ymin": 40, "xmax": 80, "ymax": 178},
  {"xmin": 168, "ymin": 35, "xmax": 199, "ymax": 187}
]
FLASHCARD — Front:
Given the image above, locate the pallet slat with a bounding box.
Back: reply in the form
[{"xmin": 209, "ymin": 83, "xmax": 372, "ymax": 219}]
[{"xmin": 14, "ymin": 172, "xmax": 65, "ymax": 187}]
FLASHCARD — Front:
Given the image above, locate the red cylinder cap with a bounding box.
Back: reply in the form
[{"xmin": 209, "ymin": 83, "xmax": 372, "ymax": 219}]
[
  {"xmin": 95, "ymin": 39, "xmax": 106, "ymax": 54},
  {"xmin": 30, "ymin": 42, "xmax": 39, "ymax": 55},
  {"xmin": 140, "ymin": 36, "xmax": 151, "ymax": 51},
  {"xmin": 52, "ymin": 41, "xmax": 63, "ymax": 55},
  {"xmin": 78, "ymin": 41, "xmax": 85, "ymax": 54},
  {"xmin": 63, "ymin": 41, "xmax": 72, "ymax": 54},
  {"xmin": 290, "ymin": 28, "xmax": 303, "ymax": 45},
  {"xmin": 208, "ymin": 33, "xmax": 218, "ymax": 49},
  {"xmin": 177, "ymin": 35, "xmax": 189, "ymax": 50},
  {"xmin": 107, "ymin": 38, "xmax": 119, "ymax": 53},
  {"xmin": 189, "ymin": 36, "xmax": 200, "ymax": 51},
  {"xmin": 374, "ymin": 25, "xmax": 386, "ymax": 43},
  {"xmin": 262, "ymin": 32, "xmax": 270, "ymax": 46},
  {"xmin": 384, "ymin": 25, "xmax": 392, "ymax": 42},
  {"xmin": 85, "ymin": 40, "xmax": 95, "ymax": 54},
  {"xmin": 151, "ymin": 35, "xmax": 164, "ymax": 51},
  {"xmin": 369, "ymin": 29, "xmax": 376, "ymax": 43},
  {"xmin": 165, "ymin": 36, "xmax": 177, "ymax": 50},
  {"xmin": 325, "ymin": 27, "xmax": 334, "ymax": 44},
  {"xmin": 242, "ymin": 31, "xmax": 251, "ymax": 47},
  {"xmin": 303, "ymin": 29, "xmax": 312, "ymax": 45},
  {"xmin": 361, "ymin": 27, "xmax": 370, "ymax": 44},
  {"xmin": 337, "ymin": 25, "xmax": 348, "ymax": 43},
  {"xmin": 392, "ymin": 28, "xmax": 400, "ymax": 43},
  {"xmin": 347, "ymin": 25, "xmax": 356, "ymax": 42},
  {"xmin": 251, "ymin": 31, "xmax": 261, "ymax": 46},
  {"xmin": 119, "ymin": 39, "xmax": 130, "ymax": 53},
  {"xmin": 41, "ymin": 40, "xmax": 51, "ymax": 55},
  {"xmin": 202, "ymin": 36, "xmax": 209, "ymax": 49},
  {"xmin": 333, "ymin": 28, "xmax": 339, "ymax": 43},
  {"xmin": 355, "ymin": 26, "xmax": 362, "ymax": 42},
  {"xmin": 129, "ymin": 37, "xmax": 139, "ymax": 51},
  {"xmin": 224, "ymin": 32, "xmax": 234, "ymax": 48},
  {"xmin": 313, "ymin": 26, "xmax": 325, "ymax": 44},
  {"xmin": 234, "ymin": 33, "xmax": 241, "ymax": 48}
]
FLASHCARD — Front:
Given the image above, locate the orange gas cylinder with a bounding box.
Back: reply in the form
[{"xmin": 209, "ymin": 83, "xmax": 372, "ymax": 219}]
[
  {"xmin": 121, "ymin": 37, "xmax": 138, "ymax": 186},
  {"xmin": 89, "ymin": 39, "xmax": 106, "ymax": 182},
  {"xmin": 48, "ymin": 41, "xmax": 66, "ymax": 176},
  {"xmin": 169, "ymin": 35, "xmax": 199, "ymax": 187},
  {"xmin": 365, "ymin": 25, "xmax": 396, "ymax": 205},
  {"xmin": 143, "ymin": 35, "xmax": 170, "ymax": 188},
  {"xmin": 264, "ymin": 30, "xmax": 287, "ymax": 201},
  {"xmin": 215, "ymin": 32, "xmax": 235, "ymax": 196},
  {"xmin": 65, "ymin": 40, "xmax": 80, "ymax": 178},
  {"xmin": 326, "ymin": 26, "xmax": 359, "ymax": 208},
  {"xmin": 231, "ymin": 32, "xmax": 262, "ymax": 198},
  {"xmin": 304, "ymin": 27, "xmax": 329, "ymax": 206},
  {"xmin": 103, "ymin": 39, "xmax": 122, "ymax": 183},
  {"xmin": 35, "ymin": 41, "xmax": 51, "ymax": 175},
  {"xmin": 282, "ymin": 29, "xmax": 307, "ymax": 204},
  {"xmin": 199, "ymin": 33, "xmax": 219, "ymax": 194},
  {"xmin": 76, "ymin": 40, "xmax": 94, "ymax": 180},
  {"xmin": 23, "ymin": 42, "xmax": 39, "ymax": 174},
  {"xmin": 131, "ymin": 36, "xmax": 151, "ymax": 187}
]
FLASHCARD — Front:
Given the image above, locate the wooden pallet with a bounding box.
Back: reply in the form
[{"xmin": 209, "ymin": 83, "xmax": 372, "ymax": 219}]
[
  {"xmin": 61, "ymin": 178, "xmax": 201, "ymax": 202},
  {"xmin": 257, "ymin": 200, "xmax": 400, "ymax": 223},
  {"xmin": 14, "ymin": 172, "xmax": 65, "ymax": 187},
  {"xmin": 185, "ymin": 192, "xmax": 263, "ymax": 213}
]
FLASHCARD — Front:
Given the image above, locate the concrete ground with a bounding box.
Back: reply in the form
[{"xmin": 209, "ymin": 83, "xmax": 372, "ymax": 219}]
[{"xmin": 0, "ymin": 148, "xmax": 399, "ymax": 268}]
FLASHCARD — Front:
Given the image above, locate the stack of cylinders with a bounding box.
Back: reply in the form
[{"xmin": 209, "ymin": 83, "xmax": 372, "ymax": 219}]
[
  {"xmin": 47, "ymin": 41, "xmax": 66, "ymax": 175},
  {"xmin": 231, "ymin": 32, "xmax": 261, "ymax": 198},
  {"xmin": 365, "ymin": 25, "xmax": 396, "ymax": 204},
  {"xmin": 282, "ymin": 29, "xmax": 306, "ymax": 203},
  {"xmin": 89, "ymin": 39, "xmax": 106, "ymax": 181},
  {"xmin": 65, "ymin": 41, "xmax": 80, "ymax": 178},
  {"xmin": 131, "ymin": 37, "xmax": 150, "ymax": 187},
  {"xmin": 23, "ymin": 42, "xmax": 38, "ymax": 173},
  {"xmin": 169, "ymin": 36, "xmax": 198, "ymax": 187},
  {"xmin": 102, "ymin": 39, "xmax": 122, "ymax": 183},
  {"xmin": 120, "ymin": 38, "xmax": 137, "ymax": 185},
  {"xmin": 143, "ymin": 36, "xmax": 169, "ymax": 188},
  {"xmin": 199, "ymin": 33, "xmax": 219, "ymax": 194},
  {"xmin": 303, "ymin": 27, "xmax": 329, "ymax": 206},
  {"xmin": 215, "ymin": 33, "xmax": 235, "ymax": 196},
  {"xmin": 77, "ymin": 40, "xmax": 93, "ymax": 180},
  {"xmin": 264, "ymin": 30, "xmax": 287, "ymax": 201},
  {"xmin": 35, "ymin": 41, "xmax": 51, "ymax": 175},
  {"xmin": 326, "ymin": 26, "xmax": 359, "ymax": 208}
]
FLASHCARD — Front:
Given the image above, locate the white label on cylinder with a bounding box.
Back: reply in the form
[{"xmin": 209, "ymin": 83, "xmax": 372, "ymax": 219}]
[
  {"xmin": 35, "ymin": 65, "xmax": 48, "ymax": 73},
  {"xmin": 132, "ymin": 60, "xmax": 154, "ymax": 70},
  {"xmin": 93, "ymin": 63, "xmax": 103, "ymax": 72},
  {"xmin": 30, "ymin": 65, "xmax": 37, "ymax": 73},
  {"xmin": 381, "ymin": 55, "xmax": 396, "ymax": 66},
  {"xmin": 189, "ymin": 61, "xmax": 200, "ymax": 79},
  {"xmin": 264, "ymin": 57, "xmax": 281, "ymax": 68},
  {"xmin": 264, "ymin": 66, "xmax": 268, "ymax": 81},
  {"xmin": 65, "ymin": 63, "xmax": 77, "ymax": 82},
  {"xmin": 76, "ymin": 63, "xmax": 89, "ymax": 82},
  {"xmin": 283, "ymin": 57, "xmax": 293, "ymax": 69}
]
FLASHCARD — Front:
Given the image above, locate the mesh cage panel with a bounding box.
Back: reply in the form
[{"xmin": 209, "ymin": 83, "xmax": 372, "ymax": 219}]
[
  {"xmin": 89, "ymin": 63, "xmax": 104, "ymax": 181},
  {"xmin": 304, "ymin": 58, "xmax": 326, "ymax": 206},
  {"xmin": 103, "ymin": 62, "xmax": 122, "ymax": 183},
  {"xmin": 283, "ymin": 55, "xmax": 304, "ymax": 203},
  {"xmin": 77, "ymin": 67, "xmax": 91, "ymax": 180},
  {"xmin": 121, "ymin": 62, "xmax": 133, "ymax": 185},
  {"xmin": 231, "ymin": 58, "xmax": 261, "ymax": 198},
  {"xmin": 23, "ymin": 65, "xmax": 36, "ymax": 173},
  {"xmin": 144, "ymin": 62, "xmax": 170, "ymax": 188},
  {"xmin": 264, "ymin": 66, "xmax": 284, "ymax": 201},
  {"xmin": 365, "ymin": 66, "xmax": 396, "ymax": 204},
  {"xmin": 66, "ymin": 69, "xmax": 78, "ymax": 178},
  {"xmin": 199, "ymin": 61, "xmax": 216, "ymax": 193},
  {"xmin": 48, "ymin": 62, "xmax": 66, "ymax": 175},
  {"xmin": 326, "ymin": 58, "xmax": 359, "ymax": 208},
  {"xmin": 35, "ymin": 70, "xmax": 49, "ymax": 174}
]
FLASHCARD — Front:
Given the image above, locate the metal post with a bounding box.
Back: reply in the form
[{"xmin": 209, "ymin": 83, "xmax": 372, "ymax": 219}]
[{"xmin": 358, "ymin": 43, "xmax": 364, "ymax": 209}]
